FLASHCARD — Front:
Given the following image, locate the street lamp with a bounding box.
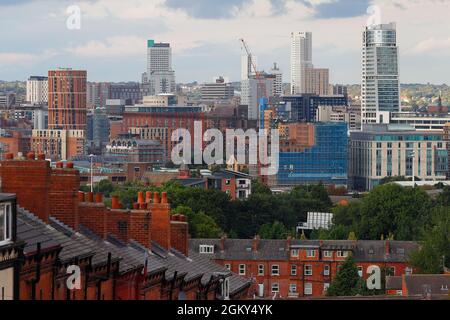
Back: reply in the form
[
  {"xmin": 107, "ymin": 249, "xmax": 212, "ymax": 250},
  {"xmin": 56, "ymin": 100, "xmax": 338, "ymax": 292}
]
[
  {"xmin": 89, "ymin": 154, "xmax": 95, "ymax": 193},
  {"xmin": 410, "ymin": 150, "xmax": 415, "ymax": 184}
]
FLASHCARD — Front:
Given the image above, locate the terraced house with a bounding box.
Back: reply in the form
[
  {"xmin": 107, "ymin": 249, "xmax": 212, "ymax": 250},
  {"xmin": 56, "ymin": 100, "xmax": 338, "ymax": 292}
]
[
  {"xmin": 0, "ymin": 152, "xmax": 251, "ymax": 300},
  {"xmin": 190, "ymin": 237, "xmax": 419, "ymax": 299}
]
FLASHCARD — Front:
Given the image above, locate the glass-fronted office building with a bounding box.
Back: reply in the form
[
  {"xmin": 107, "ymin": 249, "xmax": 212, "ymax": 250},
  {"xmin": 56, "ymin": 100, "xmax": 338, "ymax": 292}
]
[{"xmin": 277, "ymin": 122, "xmax": 348, "ymax": 186}]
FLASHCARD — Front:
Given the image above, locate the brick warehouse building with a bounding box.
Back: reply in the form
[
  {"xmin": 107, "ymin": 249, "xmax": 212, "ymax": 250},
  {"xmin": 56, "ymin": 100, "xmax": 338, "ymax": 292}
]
[
  {"xmin": 0, "ymin": 153, "xmax": 250, "ymax": 300},
  {"xmin": 190, "ymin": 237, "xmax": 419, "ymax": 298}
]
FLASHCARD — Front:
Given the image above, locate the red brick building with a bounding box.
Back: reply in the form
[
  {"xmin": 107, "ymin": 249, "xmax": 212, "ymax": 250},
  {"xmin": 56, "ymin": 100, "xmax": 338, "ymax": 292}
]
[
  {"xmin": 0, "ymin": 153, "xmax": 250, "ymax": 300},
  {"xmin": 48, "ymin": 69, "xmax": 87, "ymax": 131},
  {"xmin": 190, "ymin": 237, "xmax": 419, "ymax": 299}
]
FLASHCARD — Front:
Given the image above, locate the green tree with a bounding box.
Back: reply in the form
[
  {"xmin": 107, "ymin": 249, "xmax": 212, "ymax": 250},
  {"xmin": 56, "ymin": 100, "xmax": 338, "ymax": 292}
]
[
  {"xmin": 258, "ymin": 221, "xmax": 289, "ymax": 239},
  {"xmin": 97, "ymin": 179, "xmax": 114, "ymax": 197},
  {"xmin": 410, "ymin": 206, "xmax": 450, "ymax": 273},
  {"xmin": 326, "ymin": 256, "xmax": 361, "ymax": 296},
  {"xmin": 357, "ymin": 184, "xmax": 432, "ymax": 240},
  {"xmin": 190, "ymin": 211, "xmax": 222, "ymax": 238}
]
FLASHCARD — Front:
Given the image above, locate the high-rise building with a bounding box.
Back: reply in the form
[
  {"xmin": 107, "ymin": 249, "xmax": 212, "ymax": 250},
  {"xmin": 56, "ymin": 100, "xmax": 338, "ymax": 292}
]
[
  {"xmin": 290, "ymin": 32, "xmax": 330, "ymax": 95},
  {"xmin": 145, "ymin": 40, "xmax": 176, "ymax": 95},
  {"xmin": 269, "ymin": 63, "xmax": 283, "ymax": 96},
  {"xmin": 26, "ymin": 76, "xmax": 48, "ymax": 104},
  {"xmin": 310, "ymin": 68, "xmax": 329, "ymax": 96},
  {"xmin": 361, "ymin": 23, "xmax": 400, "ymax": 125},
  {"xmin": 48, "ymin": 69, "xmax": 87, "ymax": 130},
  {"xmin": 241, "ymin": 75, "xmax": 275, "ymax": 121},
  {"xmin": 201, "ymin": 76, "xmax": 234, "ymax": 102},
  {"xmin": 290, "ymin": 32, "xmax": 313, "ymax": 94}
]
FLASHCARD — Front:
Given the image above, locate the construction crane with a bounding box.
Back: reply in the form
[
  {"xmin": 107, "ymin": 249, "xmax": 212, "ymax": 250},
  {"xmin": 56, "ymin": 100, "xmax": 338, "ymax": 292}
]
[
  {"xmin": 239, "ymin": 38, "xmax": 266, "ymax": 94},
  {"xmin": 239, "ymin": 38, "xmax": 268, "ymax": 126}
]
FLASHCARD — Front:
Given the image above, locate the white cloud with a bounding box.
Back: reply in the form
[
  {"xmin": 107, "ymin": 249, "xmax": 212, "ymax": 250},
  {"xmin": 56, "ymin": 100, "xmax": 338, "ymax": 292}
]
[
  {"xmin": 411, "ymin": 37, "xmax": 450, "ymax": 55},
  {"xmin": 0, "ymin": 50, "xmax": 58, "ymax": 67},
  {"xmin": 68, "ymin": 36, "xmax": 147, "ymax": 57}
]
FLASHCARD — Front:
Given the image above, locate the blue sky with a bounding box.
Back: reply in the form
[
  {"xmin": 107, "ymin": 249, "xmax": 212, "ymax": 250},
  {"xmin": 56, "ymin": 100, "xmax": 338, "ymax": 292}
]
[{"xmin": 0, "ymin": 0, "xmax": 449, "ymax": 84}]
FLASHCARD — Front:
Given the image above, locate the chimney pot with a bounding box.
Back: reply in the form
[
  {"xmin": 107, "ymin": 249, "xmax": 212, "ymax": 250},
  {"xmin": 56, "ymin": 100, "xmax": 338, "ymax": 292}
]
[
  {"xmin": 111, "ymin": 196, "xmax": 121, "ymax": 209},
  {"xmin": 5, "ymin": 153, "xmax": 14, "ymax": 160},
  {"xmin": 66, "ymin": 162, "xmax": 74, "ymax": 169},
  {"xmin": 161, "ymin": 192, "xmax": 168, "ymax": 204},
  {"xmin": 26, "ymin": 152, "xmax": 35, "ymax": 160},
  {"xmin": 87, "ymin": 192, "xmax": 94, "ymax": 202},
  {"xmin": 137, "ymin": 191, "xmax": 144, "ymax": 204},
  {"xmin": 37, "ymin": 153, "xmax": 46, "ymax": 160},
  {"xmin": 95, "ymin": 192, "xmax": 103, "ymax": 203},
  {"xmin": 78, "ymin": 192, "xmax": 86, "ymax": 202},
  {"xmin": 145, "ymin": 191, "xmax": 152, "ymax": 203},
  {"xmin": 56, "ymin": 161, "xmax": 63, "ymax": 168},
  {"xmin": 153, "ymin": 192, "xmax": 160, "ymax": 204}
]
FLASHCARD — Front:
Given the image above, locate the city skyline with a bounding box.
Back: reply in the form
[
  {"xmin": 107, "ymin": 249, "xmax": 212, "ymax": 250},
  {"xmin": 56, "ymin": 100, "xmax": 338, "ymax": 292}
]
[{"xmin": 0, "ymin": 0, "xmax": 450, "ymax": 84}]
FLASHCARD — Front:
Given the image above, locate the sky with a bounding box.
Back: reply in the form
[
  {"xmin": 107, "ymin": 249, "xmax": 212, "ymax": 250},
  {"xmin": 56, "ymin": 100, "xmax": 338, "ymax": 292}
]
[{"xmin": 0, "ymin": 0, "xmax": 449, "ymax": 84}]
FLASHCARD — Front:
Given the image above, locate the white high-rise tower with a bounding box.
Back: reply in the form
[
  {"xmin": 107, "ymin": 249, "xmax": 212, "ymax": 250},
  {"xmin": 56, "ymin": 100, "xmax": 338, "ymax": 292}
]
[
  {"xmin": 145, "ymin": 39, "xmax": 176, "ymax": 95},
  {"xmin": 290, "ymin": 32, "xmax": 313, "ymax": 94},
  {"xmin": 361, "ymin": 23, "xmax": 400, "ymax": 125}
]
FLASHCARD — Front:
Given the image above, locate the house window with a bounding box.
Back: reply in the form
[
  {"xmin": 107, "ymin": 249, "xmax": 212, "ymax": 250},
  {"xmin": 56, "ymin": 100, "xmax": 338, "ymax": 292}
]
[
  {"xmin": 323, "ymin": 265, "xmax": 330, "ymax": 276},
  {"xmin": 323, "ymin": 250, "xmax": 332, "ymax": 258},
  {"xmin": 304, "ymin": 265, "xmax": 313, "ymax": 276},
  {"xmin": 291, "ymin": 265, "xmax": 297, "ymax": 276},
  {"xmin": 0, "ymin": 202, "xmax": 12, "ymax": 244},
  {"xmin": 224, "ymin": 264, "xmax": 231, "ymax": 271},
  {"xmin": 199, "ymin": 245, "xmax": 214, "ymax": 254},
  {"xmin": 337, "ymin": 251, "xmax": 348, "ymax": 258},
  {"xmin": 306, "ymin": 249, "xmax": 316, "ymax": 258},
  {"xmin": 405, "ymin": 267, "xmax": 413, "ymax": 275},
  {"xmin": 239, "ymin": 264, "xmax": 246, "ymax": 275},
  {"xmin": 291, "ymin": 249, "xmax": 299, "ymax": 257},
  {"xmin": 357, "ymin": 266, "xmax": 363, "ymax": 277},
  {"xmin": 289, "ymin": 284, "xmax": 297, "ymax": 293},
  {"xmin": 323, "ymin": 283, "xmax": 330, "ymax": 293},
  {"xmin": 387, "ymin": 267, "xmax": 396, "ymax": 276},
  {"xmin": 258, "ymin": 264, "xmax": 264, "ymax": 276},
  {"xmin": 304, "ymin": 283, "xmax": 312, "ymax": 295},
  {"xmin": 271, "ymin": 265, "xmax": 279, "ymax": 276},
  {"xmin": 271, "ymin": 283, "xmax": 279, "ymax": 293},
  {"xmin": 225, "ymin": 179, "xmax": 231, "ymax": 185}
]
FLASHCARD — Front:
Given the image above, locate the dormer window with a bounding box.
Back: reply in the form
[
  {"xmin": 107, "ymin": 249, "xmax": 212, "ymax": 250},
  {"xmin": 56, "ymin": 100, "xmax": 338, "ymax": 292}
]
[
  {"xmin": 199, "ymin": 245, "xmax": 214, "ymax": 254},
  {"xmin": 0, "ymin": 202, "xmax": 12, "ymax": 244}
]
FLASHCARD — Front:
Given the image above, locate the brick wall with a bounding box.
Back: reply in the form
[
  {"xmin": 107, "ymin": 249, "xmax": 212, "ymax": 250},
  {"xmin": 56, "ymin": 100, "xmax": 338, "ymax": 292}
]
[{"xmin": 170, "ymin": 214, "xmax": 189, "ymax": 255}]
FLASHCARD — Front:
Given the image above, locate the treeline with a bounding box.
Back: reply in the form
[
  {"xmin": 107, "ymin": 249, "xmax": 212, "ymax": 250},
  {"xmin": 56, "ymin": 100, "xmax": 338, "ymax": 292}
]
[{"xmin": 83, "ymin": 180, "xmax": 449, "ymax": 273}]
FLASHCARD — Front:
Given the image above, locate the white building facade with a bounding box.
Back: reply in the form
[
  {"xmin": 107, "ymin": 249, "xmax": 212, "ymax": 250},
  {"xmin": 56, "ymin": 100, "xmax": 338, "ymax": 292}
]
[{"xmin": 26, "ymin": 76, "xmax": 48, "ymax": 104}]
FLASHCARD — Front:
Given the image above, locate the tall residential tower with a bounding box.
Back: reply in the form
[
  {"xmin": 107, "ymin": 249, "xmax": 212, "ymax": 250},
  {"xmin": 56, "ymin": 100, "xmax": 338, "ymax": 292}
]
[
  {"xmin": 361, "ymin": 23, "xmax": 400, "ymax": 125},
  {"xmin": 290, "ymin": 32, "xmax": 313, "ymax": 94}
]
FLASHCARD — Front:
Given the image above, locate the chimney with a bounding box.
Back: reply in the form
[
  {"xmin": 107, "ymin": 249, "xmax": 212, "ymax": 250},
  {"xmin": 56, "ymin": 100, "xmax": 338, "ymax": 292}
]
[
  {"xmin": 49, "ymin": 163, "xmax": 80, "ymax": 230},
  {"xmin": 79, "ymin": 197, "xmax": 108, "ymax": 239},
  {"xmin": 130, "ymin": 206, "xmax": 152, "ymax": 249},
  {"xmin": 220, "ymin": 234, "xmax": 227, "ymax": 252},
  {"xmin": 385, "ymin": 240, "xmax": 391, "ymax": 255},
  {"xmin": 286, "ymin": 236, "xmax": 292, "ymax": 250},
  {"xmin": 252, "ymin": 235, "xmax": 260, "ymax": 252},
  {"xmin": 149, "ymin": 192, "xmax": 171, "ymax": 250},
  {"xmin": 87, "ymin": 192, "xmax": 94, "ymax": 202},
  {"xmin": 171, "ymin": 214, "xmax": 189, "ymax": 256},
  {"xmin": 0, "ymin": 157, "xmax": 51, "ymax": 223}
]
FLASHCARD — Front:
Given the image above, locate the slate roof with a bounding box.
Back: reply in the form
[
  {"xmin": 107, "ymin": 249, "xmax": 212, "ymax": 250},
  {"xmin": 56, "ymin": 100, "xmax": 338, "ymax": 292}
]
[
  {"xmin": 189, "ymin": 239, "xmax": 289, "ymax": 261},
  {"xmin": 404, "ymin": 275, "xmax": 450, "ymax": 296},
  {"xmin": 189, "ymin": 239, "xmax": 419, "ymax": 263},
  {"xmin": 385, "ymin": 276, "xmax": 403, "ymax": 290}
]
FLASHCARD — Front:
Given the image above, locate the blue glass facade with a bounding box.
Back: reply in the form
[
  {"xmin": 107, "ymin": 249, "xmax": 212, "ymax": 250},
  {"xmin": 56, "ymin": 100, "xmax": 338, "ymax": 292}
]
[{"xmin": 277, "ymin": 122, "xmax": 348, "ymax": 186}]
